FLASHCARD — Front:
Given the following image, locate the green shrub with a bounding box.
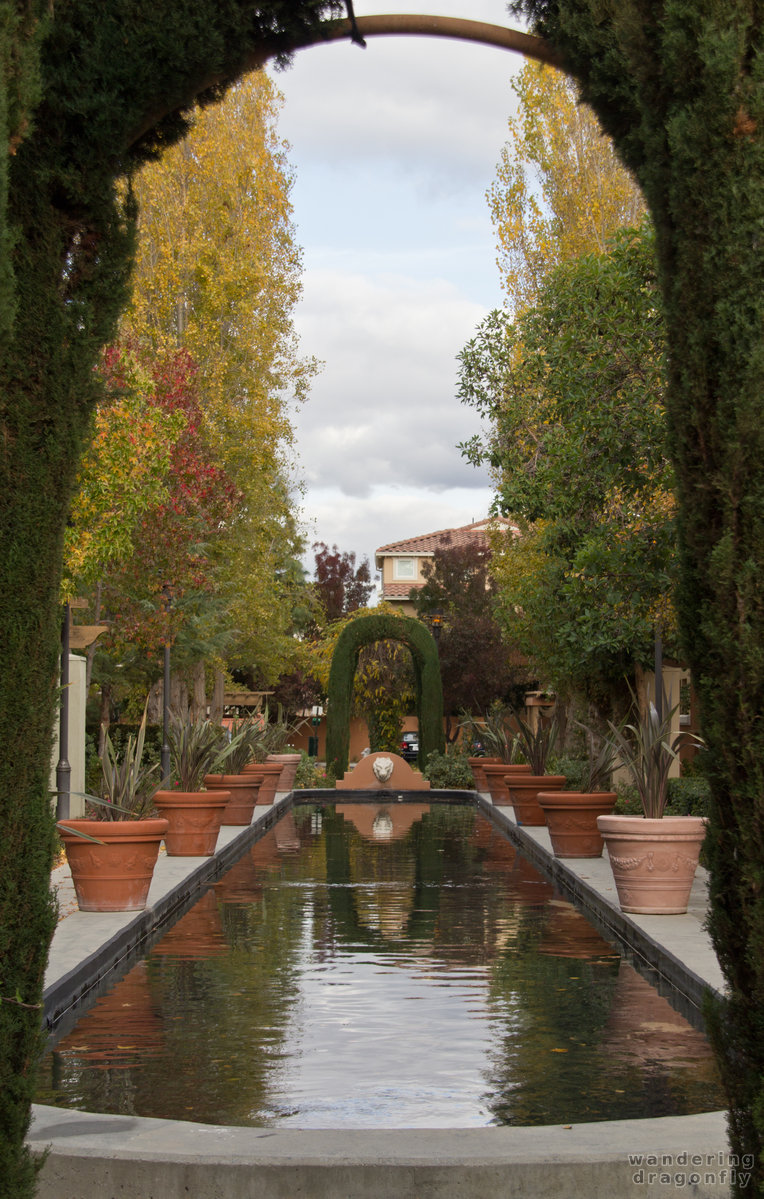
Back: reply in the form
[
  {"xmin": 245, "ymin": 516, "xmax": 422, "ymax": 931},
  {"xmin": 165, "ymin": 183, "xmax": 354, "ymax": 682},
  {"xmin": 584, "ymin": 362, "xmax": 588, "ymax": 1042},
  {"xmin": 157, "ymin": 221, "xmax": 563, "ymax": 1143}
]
[
  {"xmin": 551, "ymin": 755, "xmax": 588, "ymax": 790},
  {"xmin": 665, "ymin": 775, "xmax": 711, "ymax": 817},
  {"xmin": 423, "ymin": 749, "xmax": 474, "ymax": 789},
  {"xmin": 293, "ymin": 754, "xmax": 336, "ymax": 789}
]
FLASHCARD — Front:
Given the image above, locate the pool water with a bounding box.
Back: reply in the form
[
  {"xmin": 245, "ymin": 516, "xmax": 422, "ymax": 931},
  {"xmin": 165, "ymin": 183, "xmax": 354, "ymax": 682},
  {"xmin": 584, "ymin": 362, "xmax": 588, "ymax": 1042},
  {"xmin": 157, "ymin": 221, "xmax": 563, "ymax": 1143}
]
[{"xmin": 37, "ymin": 803, "xmax": 725, "ymax": 1128}]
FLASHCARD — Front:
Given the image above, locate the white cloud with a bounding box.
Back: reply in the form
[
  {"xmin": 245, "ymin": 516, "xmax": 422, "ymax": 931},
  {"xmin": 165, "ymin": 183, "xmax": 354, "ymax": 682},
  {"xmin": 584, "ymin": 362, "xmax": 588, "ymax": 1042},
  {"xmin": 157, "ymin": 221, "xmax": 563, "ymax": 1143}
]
[
  {"xmin": 291, "ymin": 268, "xmax": 492, "ymax": 498},
  {"xmin": 275, "ymin": 0, "xmax": 520, "ymax": 564}
]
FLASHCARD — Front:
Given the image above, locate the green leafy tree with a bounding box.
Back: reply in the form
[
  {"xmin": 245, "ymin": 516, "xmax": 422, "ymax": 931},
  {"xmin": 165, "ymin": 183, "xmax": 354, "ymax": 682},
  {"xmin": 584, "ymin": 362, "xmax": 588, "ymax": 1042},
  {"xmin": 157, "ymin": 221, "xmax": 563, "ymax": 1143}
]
[
  {"xmin": 460, "ymin": 224, "xmax": 675, "ymax": 718},
  {"xmin": 412, "ymin": 538, "xmax": 526, "ymax": 734},
  {"xmin": 122, "ymin": 70, "xmax": 315, "ymax": 684}
]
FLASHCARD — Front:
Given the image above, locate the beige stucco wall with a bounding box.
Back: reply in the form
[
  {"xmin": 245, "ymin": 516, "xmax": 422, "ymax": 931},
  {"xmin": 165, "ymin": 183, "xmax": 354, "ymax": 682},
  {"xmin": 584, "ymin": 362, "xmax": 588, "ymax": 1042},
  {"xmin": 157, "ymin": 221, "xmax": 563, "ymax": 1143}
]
[{"xmin": 380, "ymin": 553, "xmax": 430, "ymax": 587}]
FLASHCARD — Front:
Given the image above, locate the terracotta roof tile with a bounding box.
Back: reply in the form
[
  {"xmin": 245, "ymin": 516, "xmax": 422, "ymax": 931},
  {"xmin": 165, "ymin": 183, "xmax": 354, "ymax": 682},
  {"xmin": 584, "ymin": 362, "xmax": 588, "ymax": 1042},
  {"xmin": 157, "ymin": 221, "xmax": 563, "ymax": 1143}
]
[
  {"xmin": 376, "ymin": 517, "xmax": 516, "ymax": 559},
  {"xmin": 380, "ymin": 582, "xmax": 422, "ymax": 599}
]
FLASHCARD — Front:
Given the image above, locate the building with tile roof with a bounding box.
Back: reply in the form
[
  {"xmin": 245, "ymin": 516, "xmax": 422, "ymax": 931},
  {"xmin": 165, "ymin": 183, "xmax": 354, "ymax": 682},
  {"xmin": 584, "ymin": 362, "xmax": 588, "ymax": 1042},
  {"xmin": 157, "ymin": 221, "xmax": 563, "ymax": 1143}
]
[{"xmin": 375, "ymin": 517, "xmax": 516, "ymax": 613}]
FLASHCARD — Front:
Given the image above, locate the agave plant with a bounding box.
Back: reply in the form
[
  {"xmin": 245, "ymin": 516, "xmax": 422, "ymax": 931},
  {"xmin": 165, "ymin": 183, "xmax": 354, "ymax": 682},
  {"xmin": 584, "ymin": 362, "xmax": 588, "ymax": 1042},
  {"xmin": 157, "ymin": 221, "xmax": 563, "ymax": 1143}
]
[
  {"xmin": 572, "ymin": 720, "xmax": 622, "ymax": 793},
  {"xmin": 220, "ymin": 716, "xmax": 265, "ymax": 774},
  {"xmin": 167, "ymin": 716, "xmax": 243, "ymax": 791},
  {"xmin": 58, "ymin": 705, "xmax": 159, "ymax": 828},
  {"xmin": 512, "ymin": 705, "xmax": 561, "ymax": 775},
  {"xmin": 461, "ymin": 704, "xmax": 522, "ymax": 764},
  {"xmin": 606, "ymin": 688, "xmax": 703, "ymax": 818},
  {"xmin": 252, "ymin": 703, "xmax": 308, "ymax": 759},
  {"xmin": 97, "ymin": 710, "xmax": 160, "ymax": 819}
]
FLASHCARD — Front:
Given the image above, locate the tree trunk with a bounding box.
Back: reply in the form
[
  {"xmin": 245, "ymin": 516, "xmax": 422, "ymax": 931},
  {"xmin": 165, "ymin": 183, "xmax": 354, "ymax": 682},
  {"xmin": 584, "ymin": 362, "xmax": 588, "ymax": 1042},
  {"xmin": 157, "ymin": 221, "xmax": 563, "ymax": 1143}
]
[
  {"xmin": 190, "ymin": 660, "xmax": 206, "ymax": 722},
  {"xmin": 146, "ymin": 678, "xmax": 163, "ymax": 725},
  {"xmin": 97, "ymin": 684, "xmax": 112, "ymax": 757},
  {"xmin": 210, "ymin": 668, "xmax": 225, "ymax": 723}
]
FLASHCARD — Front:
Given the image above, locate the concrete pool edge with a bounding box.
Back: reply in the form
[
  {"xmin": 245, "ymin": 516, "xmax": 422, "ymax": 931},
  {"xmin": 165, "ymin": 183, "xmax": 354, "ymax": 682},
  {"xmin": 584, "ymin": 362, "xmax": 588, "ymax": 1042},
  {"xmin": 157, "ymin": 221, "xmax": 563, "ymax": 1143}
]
[
  {"xmin": 33, "ymin": 790, "xmax": 732, "ymax": 1198},
  {"xmin": 28, "ymin": 1106, "xmax": 735, "ymax": 1199}
]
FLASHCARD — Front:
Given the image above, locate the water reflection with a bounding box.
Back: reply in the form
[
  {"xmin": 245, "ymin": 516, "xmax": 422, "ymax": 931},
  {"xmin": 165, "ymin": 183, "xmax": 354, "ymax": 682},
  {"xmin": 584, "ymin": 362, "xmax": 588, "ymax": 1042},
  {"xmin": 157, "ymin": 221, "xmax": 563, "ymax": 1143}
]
[{"xmin": 37, "ymin": 803, "xmax": 725, "ymax": 1128}]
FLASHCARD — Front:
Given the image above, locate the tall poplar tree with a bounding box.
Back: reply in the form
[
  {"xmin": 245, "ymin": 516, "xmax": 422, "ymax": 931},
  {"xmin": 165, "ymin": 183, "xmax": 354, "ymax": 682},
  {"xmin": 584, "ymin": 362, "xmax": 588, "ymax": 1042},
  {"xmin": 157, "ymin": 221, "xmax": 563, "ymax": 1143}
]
[
  {"xmin": 488, "ymin": 58, "xmax": 645, "ymax": 313},
  {"xmin": 122, "ymin": 70, "xmax": 315, "ymax": 679}
]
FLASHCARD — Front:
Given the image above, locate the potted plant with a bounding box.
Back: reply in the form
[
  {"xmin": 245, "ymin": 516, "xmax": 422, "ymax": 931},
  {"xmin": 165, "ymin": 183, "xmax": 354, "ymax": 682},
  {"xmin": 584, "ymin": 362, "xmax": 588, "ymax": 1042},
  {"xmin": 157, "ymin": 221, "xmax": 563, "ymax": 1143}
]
[
  {"xmin": 505, "ymin": 705, "xmax": 567, "ymax": 825},
  {"xmin": 596, "ymin": 691, "xmax": 705, "ymax": 914},
  {"xmin": 153, "ymin": 716, "xmax": 238, "ymax": 855},
  {"xmin": 204, "ymin": 717, "xmax": 265, "ymax": 825},
  {"xmin": 463, "ymin": 705, "xmax": 531, "ymax": 801},
  {"xmin": 57, "ymin": 710, "xmax": 168, "ymax": 912},
  {"xmin": 537, "ymin": 726, "xmax": 619, "ymax": 857},
  {"xmin": 263, "ymin": 704, "xmax": 308, "ymax": 792},
  {"xmin": 242, "ymin": 704, "xmax": 307, "ymax": 800}
]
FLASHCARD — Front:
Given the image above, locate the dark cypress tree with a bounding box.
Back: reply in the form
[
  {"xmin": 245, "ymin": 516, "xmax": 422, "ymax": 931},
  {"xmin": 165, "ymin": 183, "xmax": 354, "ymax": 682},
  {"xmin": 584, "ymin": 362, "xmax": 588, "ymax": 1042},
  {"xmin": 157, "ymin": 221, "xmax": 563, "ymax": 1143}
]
[
  {"xmin": 0, "ymin": 5, "xmax": 342, "ymax": 1194},
  {"xmin": 510, "ymin": 2, "xmax": 764, "ymax": 1190}
]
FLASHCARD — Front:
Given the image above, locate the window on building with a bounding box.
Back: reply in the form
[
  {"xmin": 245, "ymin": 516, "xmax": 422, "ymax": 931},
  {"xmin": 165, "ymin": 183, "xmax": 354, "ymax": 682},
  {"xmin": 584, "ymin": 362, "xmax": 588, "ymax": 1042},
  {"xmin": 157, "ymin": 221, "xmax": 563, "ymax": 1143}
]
[{"xmin": 393, "ymin": 557, "xmax": 416, "ymax": 580}]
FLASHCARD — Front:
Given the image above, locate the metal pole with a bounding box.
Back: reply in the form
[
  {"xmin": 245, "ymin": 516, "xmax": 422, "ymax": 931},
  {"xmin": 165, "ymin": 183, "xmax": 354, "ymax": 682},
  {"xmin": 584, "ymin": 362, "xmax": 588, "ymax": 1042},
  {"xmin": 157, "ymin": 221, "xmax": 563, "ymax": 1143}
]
[
  {"xmin": 161, "ymin": 640, "xmax": 171, "ymax": 784},
  {"xmin": 654, "ymin": 626, "xmax": 663, "ymax": 720},
  {"xmin": 56, "ymin": 603, "xmax": 71, "ymax": 820}
]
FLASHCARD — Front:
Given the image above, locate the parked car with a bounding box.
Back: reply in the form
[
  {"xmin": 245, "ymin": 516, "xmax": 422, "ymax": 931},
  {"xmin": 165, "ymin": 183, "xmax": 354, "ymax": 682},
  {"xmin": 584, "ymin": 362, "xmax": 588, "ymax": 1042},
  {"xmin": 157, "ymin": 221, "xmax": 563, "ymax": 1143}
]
[{"xmin": 400, "ymin": 732, "xmax": 419, "ymax": 762}]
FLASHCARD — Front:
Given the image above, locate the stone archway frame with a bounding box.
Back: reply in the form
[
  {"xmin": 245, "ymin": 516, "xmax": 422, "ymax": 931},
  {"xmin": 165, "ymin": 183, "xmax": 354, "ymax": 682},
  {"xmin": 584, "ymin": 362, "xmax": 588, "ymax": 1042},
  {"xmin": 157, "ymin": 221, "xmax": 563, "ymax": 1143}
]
[{"xmin": 325, "ymin": 612, "xmax": 445, "ymax": 779}]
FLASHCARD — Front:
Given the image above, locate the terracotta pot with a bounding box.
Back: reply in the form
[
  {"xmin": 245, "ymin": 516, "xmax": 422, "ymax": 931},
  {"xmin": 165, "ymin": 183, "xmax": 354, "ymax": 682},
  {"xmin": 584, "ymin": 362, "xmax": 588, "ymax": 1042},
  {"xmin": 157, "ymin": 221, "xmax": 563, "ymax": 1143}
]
[
  {"xmin": 58, "ymin": 818, "xmax": 168, "ymax": 912},
  {"xmin": 596, "ymin": 814, "xmax": 707, "ymax": 914},
  {"xmin": 482, "ymin": 761, "xmax": 531, "ymax": 804},
  {"xmin": 468, "ymin": 756, "xmax": 499, "ymax": 791},
  {"xmin": 267, "ymin": 752, "xmax": 301, "ymax": 792},
  {"xmin": 244, "ymin": 760, "xmax": 281, "ymax": 804},
  {"xmin": 153, "ymin": 790, "xmax": 229, "ymax": 856},
  {"xmin": 536, "ymin": 791, "xmax": 617, "ymax": 857},
  {"xmin": 507, "ymin": 774, "xmax": 567, "ymax": 826},
  {"xmin": 204, "ymin": 772, "xmax": 261, "ymax": 825}
]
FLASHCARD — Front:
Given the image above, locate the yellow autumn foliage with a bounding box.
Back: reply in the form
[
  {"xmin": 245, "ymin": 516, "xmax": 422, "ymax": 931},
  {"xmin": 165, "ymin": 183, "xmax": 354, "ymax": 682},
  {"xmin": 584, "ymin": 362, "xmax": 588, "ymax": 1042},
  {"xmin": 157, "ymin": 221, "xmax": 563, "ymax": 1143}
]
[
  {"xmin": 489, "ymin": 61, "xmax": 645, "ymax": 313},
  {"xmin": 120, "ymin": 70, "xmax": 317, "ymax": 675}
]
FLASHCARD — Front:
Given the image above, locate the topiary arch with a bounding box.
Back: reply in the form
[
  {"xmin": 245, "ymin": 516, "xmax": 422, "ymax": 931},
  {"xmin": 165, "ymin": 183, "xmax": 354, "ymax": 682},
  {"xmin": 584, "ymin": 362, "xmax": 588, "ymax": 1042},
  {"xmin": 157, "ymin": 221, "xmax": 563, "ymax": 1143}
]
[{"xmin": 325, "ymin": 613, "xmax": 444, "ymax": 779}]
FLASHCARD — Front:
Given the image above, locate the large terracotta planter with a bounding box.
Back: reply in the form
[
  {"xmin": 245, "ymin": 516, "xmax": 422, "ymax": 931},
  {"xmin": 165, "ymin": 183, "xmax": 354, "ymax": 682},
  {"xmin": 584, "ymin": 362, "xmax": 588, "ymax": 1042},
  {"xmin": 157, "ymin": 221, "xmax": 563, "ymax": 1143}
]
[
  {"xmin": 153, "ymin": 789, "xmax": 229, "ymax": 856},
  {"xmin": 267, "ymin": 752, "xmax": 301, "ymax": 792},
  {"xmin": 468, "ymin": 756, "xmax": 499, "ymax": 791},
  {"xmin": 483, "ymin": 762, "xmax": 531, "ymax": 804},
  {"xmin": 204, "ymin": 772, "xmax": 261, "ymax": 825},
  {"xmin": 58, "ymin": 818, "xmax": 168, "ymax": 912},
  {"xmin": 597, "ymin": 814, "xmax": 707, "ymax": 914},
  {"xmin": 507, "ymin": 773, "xmax": 567, "ymax": 826},
  {"xmin": 537, "ymin": 791, "xmax": 617, "ymax": 857},
  {"xmin": 244, "ymin": 760, "xmax": 281, "ymax": 804}
]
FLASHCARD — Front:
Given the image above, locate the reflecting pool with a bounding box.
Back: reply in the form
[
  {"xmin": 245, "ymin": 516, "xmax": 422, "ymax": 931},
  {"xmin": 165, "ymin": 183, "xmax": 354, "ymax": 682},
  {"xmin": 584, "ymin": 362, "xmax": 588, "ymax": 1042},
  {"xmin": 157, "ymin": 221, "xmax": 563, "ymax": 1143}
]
[{"xmin": 37, "ymin": 803, "xmax": 725, "ymax": 1127}]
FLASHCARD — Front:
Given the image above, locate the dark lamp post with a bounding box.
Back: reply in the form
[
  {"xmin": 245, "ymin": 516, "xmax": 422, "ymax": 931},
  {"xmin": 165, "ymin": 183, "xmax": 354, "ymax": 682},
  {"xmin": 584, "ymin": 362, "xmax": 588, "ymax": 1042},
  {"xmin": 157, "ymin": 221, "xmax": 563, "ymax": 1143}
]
[{"xmin": 430, "ymin": 609, "xmax": 444, "ymax": 646}]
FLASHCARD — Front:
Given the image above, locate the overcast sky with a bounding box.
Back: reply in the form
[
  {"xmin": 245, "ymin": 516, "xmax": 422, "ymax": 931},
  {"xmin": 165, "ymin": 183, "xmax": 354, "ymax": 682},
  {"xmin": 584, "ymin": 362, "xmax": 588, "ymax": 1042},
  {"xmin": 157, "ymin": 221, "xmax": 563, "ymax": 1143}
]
[{"xmin": 276, "ymin": 1, "xmax": 525, "ymax": 579}]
